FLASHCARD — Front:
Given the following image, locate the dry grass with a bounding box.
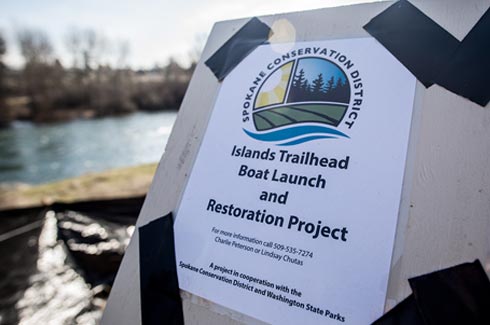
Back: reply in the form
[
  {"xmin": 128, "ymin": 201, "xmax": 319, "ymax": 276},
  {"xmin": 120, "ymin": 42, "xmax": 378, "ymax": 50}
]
[{"xmin": 0, "ymin": 163, "xmax": 157, "ymax": 210}]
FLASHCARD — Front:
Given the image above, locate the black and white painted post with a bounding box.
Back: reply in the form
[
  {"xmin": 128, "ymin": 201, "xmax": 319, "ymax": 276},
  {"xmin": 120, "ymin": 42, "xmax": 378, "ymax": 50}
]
[{"xmin": 102, "ymin": 1, "xmax": 490, "ymax": 324}]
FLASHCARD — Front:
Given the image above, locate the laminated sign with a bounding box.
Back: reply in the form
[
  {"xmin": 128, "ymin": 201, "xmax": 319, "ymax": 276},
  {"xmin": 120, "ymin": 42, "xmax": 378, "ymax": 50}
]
[{"xmin": 174, "ymin": 38, "xmax": 416, "ymax": 324}]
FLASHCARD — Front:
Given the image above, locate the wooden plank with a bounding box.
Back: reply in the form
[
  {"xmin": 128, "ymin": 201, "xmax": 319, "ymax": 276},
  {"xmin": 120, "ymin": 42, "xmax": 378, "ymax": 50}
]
[{"xmin": 102, "ymin": 1, "xmax": 490, "ymax": 323}]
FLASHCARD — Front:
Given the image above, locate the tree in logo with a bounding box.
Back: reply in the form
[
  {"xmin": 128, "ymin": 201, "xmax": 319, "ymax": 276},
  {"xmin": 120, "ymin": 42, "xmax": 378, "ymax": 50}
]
[{"xmin": 252, "ymin": 57, "xmax": 350, "ymax": 132}]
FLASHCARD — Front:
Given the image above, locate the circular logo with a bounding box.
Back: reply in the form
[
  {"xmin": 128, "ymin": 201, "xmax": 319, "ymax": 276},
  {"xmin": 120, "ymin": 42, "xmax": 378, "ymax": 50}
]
[{"xmin": 243, "ymin": 55, "xmax": 359, "ymax": 146}]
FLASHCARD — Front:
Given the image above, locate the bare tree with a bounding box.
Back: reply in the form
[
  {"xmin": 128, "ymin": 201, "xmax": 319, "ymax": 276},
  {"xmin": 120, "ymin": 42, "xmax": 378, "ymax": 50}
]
[
  {"xmin": 65, "ymin": 27, "xmax": 82, "ymax": 69},
  {"xmin": 188, "ymin": 33, "xmax": 207, "ymax": 68},
  {"xmin": 17, "ymin": 29, "xmax": 53, "ymax": 64},
  {"xmin": 81, "ymin": 29, "xmax": 107, "ymax": 70},
  {"xmin": 64, "ymin": 28, "xmax": 108, "ymax": 70},
  {"xmin": 115, "ymin": 40, "xmax": 130, "ymax": 69},
  {"xmin": 64, "ymin": 28, "xmax": 139, "ymax": 117},
  {"xmin": 17, "ymin": 28, "xmax": 64, "ymax": 121},
  {"xmin": 81, "ymin": 29, "xmax": 97, "ymax": 70},
  {"xmin": 0, "ymin": 34, "xmax": 5, "ymax": 58},
  {"xmin": 0, "ymin": 32, "xmax": 10, "ymax": 126}
]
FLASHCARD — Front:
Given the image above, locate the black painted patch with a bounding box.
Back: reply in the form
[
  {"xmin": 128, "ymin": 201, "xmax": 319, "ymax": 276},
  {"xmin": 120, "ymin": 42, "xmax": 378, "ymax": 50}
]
[
  {"xmin": 139, "ymin": 213, "xmax": 183, "ymax": 325},
  {"xmin": 364, "ymin": 0, "xmax": 490, "ymax": 106},
  {"xmin": 434, "ymin": 8, "xmax": 490, "ymax": 107},
  {"xmin": 372, "ymin": 260, "xmax": 490, "ymax": 324},
  {"xmin": 205, "ymin": 17, "xmax": 272, "ymax": 81},
  {"xmin": 409, "ymin": 260, "xmax": 490, "ymax": 325},
  {"xmin": 372, "ymin": 295, "xmax": 424, "ymax": 325}
]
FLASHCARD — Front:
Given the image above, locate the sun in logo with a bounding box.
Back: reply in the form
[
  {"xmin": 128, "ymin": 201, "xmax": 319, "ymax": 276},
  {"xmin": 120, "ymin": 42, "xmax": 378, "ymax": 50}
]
[
  {"xmin": 255, "ymin": 62, "xmax": 294, "ymax": 109},
  {"xmin": 244, "ymin": 57, "xmax": 351, "ymax": 145}
]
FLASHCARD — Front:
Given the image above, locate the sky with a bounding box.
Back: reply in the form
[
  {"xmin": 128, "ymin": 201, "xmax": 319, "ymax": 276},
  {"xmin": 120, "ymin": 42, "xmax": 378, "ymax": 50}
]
[
  {"xmin": 0, "ymin": 0, "xmax": 381, "ymax": 69},
  {"xmin": 295, "ymin": 58, "xmax": 347, "ymax": 85}
]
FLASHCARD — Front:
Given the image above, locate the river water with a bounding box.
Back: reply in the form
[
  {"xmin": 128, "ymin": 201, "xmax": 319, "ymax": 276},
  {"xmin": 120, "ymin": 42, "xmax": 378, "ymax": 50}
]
[{"xmin": 0, "ymin": 111, "xmax": 177, "ymax": 184}]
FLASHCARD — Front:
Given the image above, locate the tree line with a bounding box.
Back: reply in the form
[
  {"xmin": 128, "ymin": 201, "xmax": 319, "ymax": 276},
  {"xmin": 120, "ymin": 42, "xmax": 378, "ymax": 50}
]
[
  {"xmin": 287, "ymin": 68, "xmax": 350, "ymax": 104},
  {"xmin": 0, "ymin": 28, "xmax": 198, "ymax": 127}
]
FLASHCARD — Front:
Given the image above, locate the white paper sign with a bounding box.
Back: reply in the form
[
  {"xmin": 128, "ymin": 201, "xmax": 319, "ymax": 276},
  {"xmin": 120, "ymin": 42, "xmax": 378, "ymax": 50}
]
[{"xmin": 174, "ymin": 38, "xmax": 416, "ymax": 324}]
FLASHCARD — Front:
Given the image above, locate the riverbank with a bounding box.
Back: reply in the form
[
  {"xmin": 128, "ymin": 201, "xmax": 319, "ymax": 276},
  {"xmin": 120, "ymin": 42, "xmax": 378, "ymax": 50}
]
[{"xmin": 0, "ymin": 163, "xmax": 157, "ymax": 210}]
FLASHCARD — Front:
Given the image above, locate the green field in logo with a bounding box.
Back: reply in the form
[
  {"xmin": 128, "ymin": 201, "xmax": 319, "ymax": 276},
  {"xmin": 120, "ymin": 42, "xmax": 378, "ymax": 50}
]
[{"xmin": 253, "ymin": 57, "xmax": 350, "ymax": 132}]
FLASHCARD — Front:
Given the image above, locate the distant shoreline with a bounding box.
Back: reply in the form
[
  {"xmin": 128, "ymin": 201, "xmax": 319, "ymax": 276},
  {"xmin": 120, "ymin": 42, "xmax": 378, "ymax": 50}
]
[
  {"xmin": 0, "ymin": 60, "xmax": 193, "ymax": 127},
  {"xmin": 1, "ymin": 96, "xmax": 179, "ymax": 126}
]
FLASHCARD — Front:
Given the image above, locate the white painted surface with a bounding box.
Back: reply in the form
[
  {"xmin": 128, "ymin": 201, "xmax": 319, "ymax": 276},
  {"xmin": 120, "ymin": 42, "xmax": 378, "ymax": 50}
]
[
  {"xmin": 102, "ymin": 1, "xmax": 490, "ymax": 324},
  {"xmin": 173, "ymin": 37, "xmax": 417, "ymax": 324}
]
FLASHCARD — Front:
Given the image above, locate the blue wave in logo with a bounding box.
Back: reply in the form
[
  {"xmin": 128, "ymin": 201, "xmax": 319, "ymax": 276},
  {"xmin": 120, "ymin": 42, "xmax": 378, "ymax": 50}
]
[
  {"xmin": 243, "ymin": 125, "xmax": 349, "ymax": 146},
  {"xmin": 278, "ymin": 135, "xmax": 334, "ymax": 146}
]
